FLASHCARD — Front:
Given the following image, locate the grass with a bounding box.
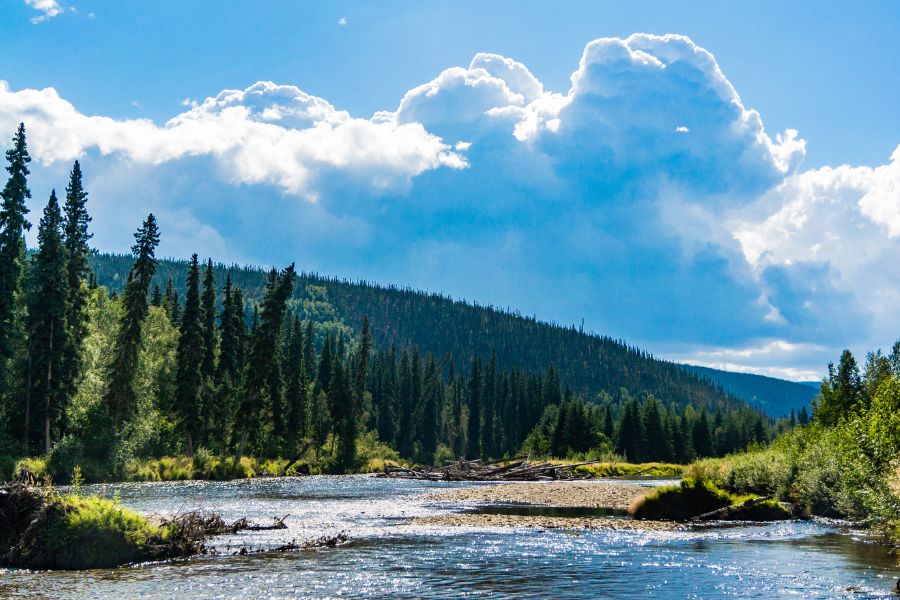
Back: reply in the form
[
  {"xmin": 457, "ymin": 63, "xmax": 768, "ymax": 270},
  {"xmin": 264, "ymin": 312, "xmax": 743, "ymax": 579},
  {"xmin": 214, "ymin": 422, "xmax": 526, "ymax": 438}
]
[
  {"xmin": 571, "ymin": 461, "xmax": 683, "ymax": 478},
  {"xmin": 3, "ymin": 491, "xmax": 191, "ymax": 569},
  {"xmin": 628, "ymin": 477, "xmax": 734, "ymax": 520},
  {"xmin": 628, "ymin": 477, "xmax": 792, "ymax": 521}
]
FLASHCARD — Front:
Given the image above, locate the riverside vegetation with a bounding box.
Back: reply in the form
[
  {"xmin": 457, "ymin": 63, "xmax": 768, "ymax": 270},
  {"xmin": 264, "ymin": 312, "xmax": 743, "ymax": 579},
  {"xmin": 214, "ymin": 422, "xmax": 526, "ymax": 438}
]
[
  {"xmin": 1, "ymin": 123, "xmax": 898, "ymax": 570},
  {"xmin": 0, "ymin": 123, "xmax": 786, "ymax": 486}
]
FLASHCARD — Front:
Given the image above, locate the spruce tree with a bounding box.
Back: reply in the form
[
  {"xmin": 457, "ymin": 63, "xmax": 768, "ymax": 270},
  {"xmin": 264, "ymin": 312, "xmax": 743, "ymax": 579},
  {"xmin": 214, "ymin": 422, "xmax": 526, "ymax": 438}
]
[
  {"xmin": 234, "ymin": 264, "xmax": 294, "ymax": 454},
  {"xmin": 466, "ymin": 356, "xmax": 482, "ymax": 458},
  {"xmin": 201, "ymin": 259, "xmax": 216, "ymax": 382},
  {"xmin": 692, "ymin": 408, "xmax": 713, "ymax": 458},
  {"xmin": 419, "ymin": 354, "xmax": 440, "ymax": 462},
  {"xmin": 480, "ymin": 353, "xmax": 497, "ymax": 458},
  {"xmin": 26, "ymin": 190, "xmax": 70, "ymax": 455},
  {"xmin": 354, "ymin": 316, "xmax": 372, "ymax": 422},
  {"xmin": 330, "ymin": 357, "xmax": 356, "ymax": 471},
  {"xmin": 175, "ymin": 254, "xmax": 204, "ymax": 455},
  {"xmin": 284, "ymin": 316, "xmax": 307, "ymax": 449},
  {"xmin": 60, "ymin": 160, "xmax": 92, "ymax": 409},
  {"xmin": 0, "ymin": 123, "xmax": 31, "ymax": 417},
  {"xmin": 104, "ymin": 214, "xmax": 159, "ymax": 425}
]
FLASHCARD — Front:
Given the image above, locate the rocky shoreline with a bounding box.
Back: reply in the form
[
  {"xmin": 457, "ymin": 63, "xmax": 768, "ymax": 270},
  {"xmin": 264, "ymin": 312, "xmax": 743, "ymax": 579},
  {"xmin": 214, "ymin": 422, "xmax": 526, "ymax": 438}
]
[{"xmin": 427, "ymin": 480, "xmax": 654, "ymax": 511}]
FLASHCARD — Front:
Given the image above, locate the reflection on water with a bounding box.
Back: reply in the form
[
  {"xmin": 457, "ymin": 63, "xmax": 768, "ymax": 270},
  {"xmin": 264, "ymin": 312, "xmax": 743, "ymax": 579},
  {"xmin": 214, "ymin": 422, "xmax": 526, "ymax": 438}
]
[{"xmin": 0, "ymin": 476, "xmax": 896, "ymax": 599}]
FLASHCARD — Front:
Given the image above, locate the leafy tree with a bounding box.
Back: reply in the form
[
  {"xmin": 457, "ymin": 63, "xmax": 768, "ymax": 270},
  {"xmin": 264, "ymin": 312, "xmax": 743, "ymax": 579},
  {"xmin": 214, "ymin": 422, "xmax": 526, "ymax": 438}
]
[
  {"xmin": 104, "ymin": 214, "xmax": 159, "ymax": 426},
  {"xmin": 26, "ymin": 190, "xmax": 71, "ymax": 454}
]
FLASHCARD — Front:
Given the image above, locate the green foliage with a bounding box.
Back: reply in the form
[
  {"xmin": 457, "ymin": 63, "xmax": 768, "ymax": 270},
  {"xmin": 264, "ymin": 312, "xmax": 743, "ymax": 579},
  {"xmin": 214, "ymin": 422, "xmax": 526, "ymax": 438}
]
[
  {"xmin": 629, "ymin": 478, "xmax": 733, "ymax": 520},
  {"xmin": 13, "ymin": 456, "xmax": 48, "ymax": 481},
  {"xmin": 14, "ymin": 493, "xmax": 168, "ymax": 569}
]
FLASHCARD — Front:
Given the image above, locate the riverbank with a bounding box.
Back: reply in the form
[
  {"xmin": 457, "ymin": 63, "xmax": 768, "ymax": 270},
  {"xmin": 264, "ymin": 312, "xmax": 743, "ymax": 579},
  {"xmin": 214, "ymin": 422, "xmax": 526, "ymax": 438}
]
[
  {"xmin": 416, "ymin": 513, "xmax": 687, "ymax": 531},
  {"xmin": 427, "ymin": 480, "xmax": 650, "ymax": 511}
]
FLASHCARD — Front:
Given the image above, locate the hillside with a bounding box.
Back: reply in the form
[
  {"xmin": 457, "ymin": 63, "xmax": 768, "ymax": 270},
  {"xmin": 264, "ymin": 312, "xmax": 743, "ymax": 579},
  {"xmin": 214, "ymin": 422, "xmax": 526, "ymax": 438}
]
[
  {"xmin": 683, "ymin": 365, "xmax": 818, "ymax": 416},
  {"xmin": 89, "ymin": 253, "xmax": 803, "ymax": 415}
]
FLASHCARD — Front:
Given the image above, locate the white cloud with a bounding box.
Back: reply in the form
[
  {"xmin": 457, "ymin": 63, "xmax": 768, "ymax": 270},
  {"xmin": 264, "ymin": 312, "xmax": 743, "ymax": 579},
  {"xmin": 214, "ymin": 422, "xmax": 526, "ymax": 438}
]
[
  {"xmin": 24, "ymin": 0, "xmax": 63, "ymax": 23},
  {"xmin": 0, "ymin": 80, "xmax": 465, "ymax": 200},
  {"xmin": 2, "ymin": 33, "xmax": 898, "ymax": 380},
  {"xmin": 338, "ymin": 17, "xmax": 347, "ymax": 26}
]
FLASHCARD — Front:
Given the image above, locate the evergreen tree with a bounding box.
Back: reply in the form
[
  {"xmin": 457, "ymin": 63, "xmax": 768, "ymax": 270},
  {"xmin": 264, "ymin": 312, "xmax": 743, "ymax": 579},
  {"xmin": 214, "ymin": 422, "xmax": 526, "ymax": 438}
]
[
  {"xmin": 303, "ymin": 320, "xmax": 317, "ymax": 381},
  {"xmin": 60, "ymin": 160, "xmax": 92, "ymax": 410},
  {"xmin": 26, "ymin": 190, "xmax": 70, "ymax": 454},
  {"xmin": 216, "ymin": 274, "xmax": 240, "ymax": 383},
  {"xmin": 376, "ymin": 348, "xmax": 397, "ymax": 446},
  {"xmin": 104, "ymin": 214, "xmax": 159, "ymax": 425},
  {"xmin": 616, "ymin": 398, "xmax": 644, "ymax": 462},
  {"xmin": 817, "ymin": 350, "xmax": 863, "ymax": 425},
  {"xmin": 642, "ymin": 397, "xmax": 672, "ymax": 462},
  {"xmin": 175, "ymin": 254, "xmax": 204, "ymax": 455},
  {"xmin": 396, "ymin": 350, "xmax": 414, "ymax": 457},
  {"xmin": 354, "ymin": 316, "xmax": 372, "ymax": 423},
  {"xmin": 201, "ymin": 259, "xmax": 216, "ymax": 382},
  {"xmin": 162, "ymin": 277, "xmax": 180, "ymax": 324},
  {"xmin": 466, "ymin": 356, "xmax": 482, "ymax": 458},
  {"xmin": 0, "ymin": 123, "xmax": 31, "ymax": 419},
  {"xmin": 283, "ymin": 316, "xmax": 307, "ymax": 449},
  {"xmin": 331, "ymin": 357, "xmax": 356, "ymax": 471},
  {"xmin": 234, "ymin": 264, "xmax": 294, "ymax": 454},
  {"xmin": 419, "ymin": 354, "xmax": 441, "ymax": 462},
  {"xmin": 150, "ymin": 284, "xmax": 162, "ymax": 307},
  {"xmin": 481, "ymin": 353, "xmax": 497, "ymax": 458},
  {"xmin": 692, "ymin": 408, "xmax": 714, "ymax": 458}
]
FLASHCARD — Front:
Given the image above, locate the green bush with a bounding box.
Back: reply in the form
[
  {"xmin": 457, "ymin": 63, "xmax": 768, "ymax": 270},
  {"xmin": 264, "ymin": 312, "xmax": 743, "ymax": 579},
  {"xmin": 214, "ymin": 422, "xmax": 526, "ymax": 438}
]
[
  {"xmin": 5, "ymin": 493, "xmax": 185, "ymax": 570},
  {"xmin": 629, "ymin": 478, "xmax": 733, "ymax": 520},
  {"xmin": 13, "ymin": 457, "xmax": 48, "ymax": 482}
]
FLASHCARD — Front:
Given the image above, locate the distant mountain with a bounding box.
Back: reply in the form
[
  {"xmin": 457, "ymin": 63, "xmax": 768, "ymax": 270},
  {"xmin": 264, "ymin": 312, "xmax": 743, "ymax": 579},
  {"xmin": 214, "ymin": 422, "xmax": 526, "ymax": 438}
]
[
  {"xmin": 683, "ymin": 365, "xmax": 819, "ymax": 416},
  {"xmin": 90, "ymin": 253, "xmax": 804, "ymax": 417}
]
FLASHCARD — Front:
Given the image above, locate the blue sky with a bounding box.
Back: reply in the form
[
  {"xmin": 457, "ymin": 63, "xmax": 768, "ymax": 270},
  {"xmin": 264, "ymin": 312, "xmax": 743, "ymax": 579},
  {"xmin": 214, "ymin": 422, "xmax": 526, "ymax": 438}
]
[{"xmin": 2, "ymin": 1, "xmax": 900, "ymax": 380}]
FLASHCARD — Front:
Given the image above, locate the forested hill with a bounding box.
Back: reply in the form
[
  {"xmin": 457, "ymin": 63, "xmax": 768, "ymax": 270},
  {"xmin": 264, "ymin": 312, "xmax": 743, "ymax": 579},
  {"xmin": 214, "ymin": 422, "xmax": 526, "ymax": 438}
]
[
  {"xmin": 89, "ymin": 253, "xmax": 798, "ymax": 415},
  {"xmin": 683, "ymin": 365, "xmax": 818, "ymax": 416}
]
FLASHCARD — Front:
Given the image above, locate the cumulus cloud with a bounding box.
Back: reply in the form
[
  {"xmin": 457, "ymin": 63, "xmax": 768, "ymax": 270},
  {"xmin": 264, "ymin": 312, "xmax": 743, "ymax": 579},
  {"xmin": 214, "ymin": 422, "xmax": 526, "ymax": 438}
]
[
  {"xmin": 2, "ymin": 33, "xmax": 897, "ymax": 379},
  {"xmin": 0, "ymin": 81, "xmax": 465, "ymax": 200},
  {"xmin": 24, "ymin": 0, "xmax": 63, "ymax": 23}
]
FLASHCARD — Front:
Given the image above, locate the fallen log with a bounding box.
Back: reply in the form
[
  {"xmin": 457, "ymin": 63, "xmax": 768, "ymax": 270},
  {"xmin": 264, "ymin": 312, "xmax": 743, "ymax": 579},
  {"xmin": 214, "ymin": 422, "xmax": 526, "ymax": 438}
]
[
  {"xmin": 690, "ymin": 496, "xmax": 773, "ymax": 521},
  {"xmin": 377, "ymin": 458, "xmax": 604, "ymax": 482}
]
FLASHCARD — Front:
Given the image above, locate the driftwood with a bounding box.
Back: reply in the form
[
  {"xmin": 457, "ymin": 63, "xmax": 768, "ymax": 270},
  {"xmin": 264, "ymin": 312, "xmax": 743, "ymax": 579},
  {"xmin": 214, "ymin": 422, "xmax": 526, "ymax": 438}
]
[
  {"xmin": 376, "ymin": 457, "xmax": 603, "ymax": 481},
  {"xmin": 690, "ymin": 496, "xmax": 773, "ymax": 521}
]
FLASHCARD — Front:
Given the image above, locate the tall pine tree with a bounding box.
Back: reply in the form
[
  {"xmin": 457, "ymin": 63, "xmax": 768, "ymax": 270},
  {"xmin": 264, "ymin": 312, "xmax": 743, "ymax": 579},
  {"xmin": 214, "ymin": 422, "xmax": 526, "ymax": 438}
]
[
  {"xmin": 26, "ymin": 190, "xmax": 70, "ymax": 455},
  {"xmin": 175, "ymin": 254, "xmax": 204, "ymax": 455},
  {"xmin": 104, "ymin": 214, "xmax": 159, "ymax": 425},
  {"xmin": 60, "ymin": 160, "xmax": 92, "ymax": 411},
  {"xmin": 0, "ymin": 123, "xmax": 31, "ymax": 425}
]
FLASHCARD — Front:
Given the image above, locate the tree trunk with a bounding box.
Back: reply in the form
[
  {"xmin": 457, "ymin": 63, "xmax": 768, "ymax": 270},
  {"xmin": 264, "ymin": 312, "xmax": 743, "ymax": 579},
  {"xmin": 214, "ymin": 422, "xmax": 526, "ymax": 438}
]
[{"xmin": 24, "ymin": 354, "xmax": 31, "ymax": 452}]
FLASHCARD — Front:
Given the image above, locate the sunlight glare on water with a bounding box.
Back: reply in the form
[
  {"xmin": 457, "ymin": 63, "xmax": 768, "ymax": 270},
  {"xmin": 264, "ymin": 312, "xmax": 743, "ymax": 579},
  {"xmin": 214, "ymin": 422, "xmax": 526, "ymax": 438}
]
[{"xmin": 0, "ymin": 476, "xmax": 896, "ymax": 599}]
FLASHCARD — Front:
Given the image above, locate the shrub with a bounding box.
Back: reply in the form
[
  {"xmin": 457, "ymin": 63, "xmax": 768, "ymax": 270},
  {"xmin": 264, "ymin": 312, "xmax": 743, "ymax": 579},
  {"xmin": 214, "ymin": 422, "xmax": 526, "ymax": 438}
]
[
  {"xmin": 629, "ymin": 478, "xmax": 733, "ymax": 520},
  {"xmin": 3, "ymin": 491, "xmax": 198, "ymax": 570},
  {"xmin": 13, "ymin": 457, "xmax": 48, "ymax": 482}
]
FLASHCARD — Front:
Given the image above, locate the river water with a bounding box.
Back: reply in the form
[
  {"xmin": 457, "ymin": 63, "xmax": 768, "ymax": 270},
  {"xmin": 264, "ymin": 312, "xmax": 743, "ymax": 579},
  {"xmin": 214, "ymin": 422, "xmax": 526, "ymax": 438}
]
[{"xmin": 1, "ymin": 475, "xmax": 897, "ymax": 598}]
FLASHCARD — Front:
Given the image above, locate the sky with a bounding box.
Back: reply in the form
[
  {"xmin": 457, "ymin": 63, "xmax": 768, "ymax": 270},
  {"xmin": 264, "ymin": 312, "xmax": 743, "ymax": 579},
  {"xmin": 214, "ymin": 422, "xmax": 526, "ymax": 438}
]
[{"xmin": 1, "ymin": 0, "xmax": 899, "ymax": 381}]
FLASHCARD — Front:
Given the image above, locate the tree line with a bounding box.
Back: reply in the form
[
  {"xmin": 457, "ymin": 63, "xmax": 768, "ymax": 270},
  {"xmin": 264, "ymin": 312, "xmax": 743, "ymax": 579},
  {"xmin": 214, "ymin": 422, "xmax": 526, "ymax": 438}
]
[{"xmin": 0, "ymin": 125, "xmax": 786, "ymax": 478}]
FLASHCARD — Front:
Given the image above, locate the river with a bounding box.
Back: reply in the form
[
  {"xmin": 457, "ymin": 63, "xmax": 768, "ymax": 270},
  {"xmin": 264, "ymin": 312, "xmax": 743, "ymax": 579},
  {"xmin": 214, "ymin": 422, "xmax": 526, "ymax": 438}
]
[{"xmin": 1, "ymin": 475, "xmax": 896, "ymax": 598}]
